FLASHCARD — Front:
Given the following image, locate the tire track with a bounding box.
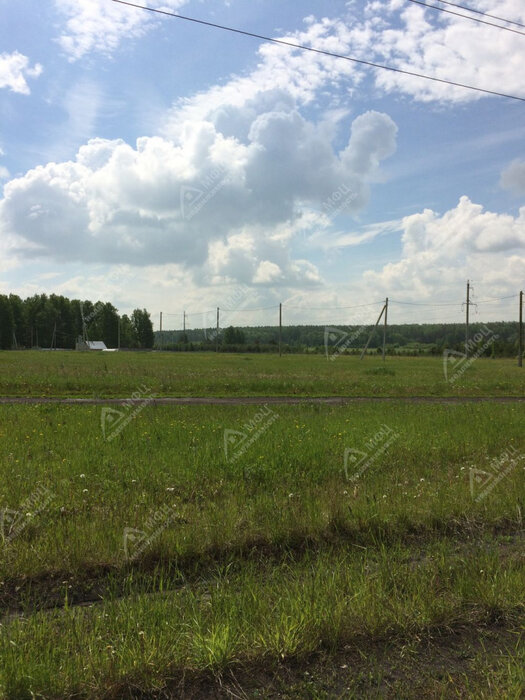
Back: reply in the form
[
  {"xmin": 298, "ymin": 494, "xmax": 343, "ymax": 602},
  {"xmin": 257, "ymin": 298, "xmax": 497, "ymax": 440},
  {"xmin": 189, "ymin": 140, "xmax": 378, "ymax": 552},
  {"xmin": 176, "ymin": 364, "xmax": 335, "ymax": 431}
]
[{"xmin": 0, "ymin": 395, "xmax": 524, "ymax": 405}]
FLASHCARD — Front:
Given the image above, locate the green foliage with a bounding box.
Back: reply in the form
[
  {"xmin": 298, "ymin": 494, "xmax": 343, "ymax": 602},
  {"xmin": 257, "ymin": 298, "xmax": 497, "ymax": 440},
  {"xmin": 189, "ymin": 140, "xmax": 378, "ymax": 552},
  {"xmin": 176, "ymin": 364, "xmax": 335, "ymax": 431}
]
[
  {"xmin": 0, "ymin": 400, "xmax": 523, "ymax": 697},
  {"xmin": 89, "ymin": 302, "xmax": 119, "ymax": 348},
  {"xmin": 0, "ymin": 352, "xmax": 523, "ymax": 398},
  {"xmin": 157, "ymin": 321, "xmax": 522, "ymax": 357},
  {"xmin": 132, "ymin": 308, "xmax": 154, "ymax": 348},
  {"xmin": 223, "ymin": 325, "xmax": 245, "ymax": 344},
  {"xmin": 0, "ymin": 295, "xmax": 14, "ymax": 349},
  {"xmin": 119, "ymin": 313, "xmax": 138, "ymax": 348},
  {"xmin": 1, "ymin": 292, "xmax": 520, "ymax": 357},
  {"xmin": 0, "ymin": 294, "xmax": 148, "ymax": 349}
]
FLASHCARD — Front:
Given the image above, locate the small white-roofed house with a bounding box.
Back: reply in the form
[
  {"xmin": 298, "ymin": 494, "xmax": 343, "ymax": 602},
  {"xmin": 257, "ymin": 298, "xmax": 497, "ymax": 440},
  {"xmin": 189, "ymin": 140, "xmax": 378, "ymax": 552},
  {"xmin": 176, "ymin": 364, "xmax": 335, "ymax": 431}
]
[{"xmin": 75, "ymin": 337, "xmax": 107, "ymax": 351}]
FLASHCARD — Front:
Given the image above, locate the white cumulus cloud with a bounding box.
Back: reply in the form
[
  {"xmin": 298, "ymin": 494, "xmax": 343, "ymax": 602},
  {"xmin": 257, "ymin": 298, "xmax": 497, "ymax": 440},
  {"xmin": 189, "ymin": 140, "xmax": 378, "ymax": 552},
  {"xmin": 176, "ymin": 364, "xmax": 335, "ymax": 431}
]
[
  {"xmin": 162, "ymin": 17, "xmax": 365, "ymax": 136},
  {"xmin": 363, "ymin": 196, "xmax": 525, "ymax": 304},
  {"xmin": 0, "ymin": 52, "xmax": 42, "ymax": 94},
  {"xmin": 367, "ymin": 0, "xmax": 525, "ymax": 102},
  {"xmin": 0, "ymin": 102, "xmax": 397, "ymax": 286}
]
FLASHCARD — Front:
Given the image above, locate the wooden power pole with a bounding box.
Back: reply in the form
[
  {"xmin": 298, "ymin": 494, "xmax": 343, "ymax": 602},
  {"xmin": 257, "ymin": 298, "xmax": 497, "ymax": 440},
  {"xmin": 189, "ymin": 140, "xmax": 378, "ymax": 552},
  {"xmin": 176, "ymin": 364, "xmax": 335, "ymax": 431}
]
[
  {"xmin": 216, "ymin": 307, "xmax": 219, "ymax": 352},
  {"xmin": 279, "ymin": 303, "xmax": 282, "ymax": 357},
  {"xmin": 360, "ymin": 303, "xmax": 387, "ymax": 360},
  {"xmin": 519, "ymin": 290, "xmax": 523, "ymax": 368},
  {"xmin": 382, "ymin": 297, "xmax": 388, "ymax": 361},
  {"xmin": 465, "ymin": 280, "xmax": 470, "ymax": 358}
]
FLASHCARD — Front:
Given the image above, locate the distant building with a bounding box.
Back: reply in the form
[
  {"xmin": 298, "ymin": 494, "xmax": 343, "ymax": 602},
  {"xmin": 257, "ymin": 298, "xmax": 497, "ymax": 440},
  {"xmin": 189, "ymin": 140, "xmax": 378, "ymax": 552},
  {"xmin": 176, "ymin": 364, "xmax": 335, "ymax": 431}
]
[{"xmin": 75, "ymin": 337, "xmax": 107, "ymax": 351}]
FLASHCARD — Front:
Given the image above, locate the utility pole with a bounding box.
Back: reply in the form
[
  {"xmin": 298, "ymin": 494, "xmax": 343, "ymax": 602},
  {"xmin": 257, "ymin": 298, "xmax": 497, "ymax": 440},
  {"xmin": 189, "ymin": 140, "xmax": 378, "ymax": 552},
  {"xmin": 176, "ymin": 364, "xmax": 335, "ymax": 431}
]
[
  {"xmin": 279, "ymin": 303, "xmax": 282, "ymax": 357},
  {"xmin": 360, "ymin": 303, "xmax": 387, "ymax": 360},
  {"xmin": 382, "ymin": 297, "xmax": 388, "ymax": 362},
  {"xmin": 519, "ymin": 290, "xmax": 523, "ymax": 368},
  {"xmin": 80, "ymin": 302, "xmax": 87, "ymax": 343},
  {"xmin": 51, "ymin": 322, "xmax": 57, "ymax": 350},
  {"xmin": 159, "ymin": 311, "xmax": 163, "ymax": 350},
  {"xmin": 117, "ymin": 317, "xmax": 121, "ymax": 350},
  {"xmin": 183, "ymin": 310, "xmax": 186, "ymax": 333},
  {"xmin": 465, "ymin": 280, "xmax": 470, "ymax": 358},
  {"xmin": 216, "ymin": 307, "xmax": 219, "ymax": 352}
]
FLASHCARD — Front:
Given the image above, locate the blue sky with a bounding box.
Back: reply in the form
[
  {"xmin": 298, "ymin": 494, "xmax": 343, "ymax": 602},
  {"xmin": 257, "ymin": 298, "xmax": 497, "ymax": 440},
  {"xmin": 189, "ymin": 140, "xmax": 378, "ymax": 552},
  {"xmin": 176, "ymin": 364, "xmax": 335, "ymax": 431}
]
[{"xmin": 0, "ymin": 0, "xmax": 524, "ymax": 328}]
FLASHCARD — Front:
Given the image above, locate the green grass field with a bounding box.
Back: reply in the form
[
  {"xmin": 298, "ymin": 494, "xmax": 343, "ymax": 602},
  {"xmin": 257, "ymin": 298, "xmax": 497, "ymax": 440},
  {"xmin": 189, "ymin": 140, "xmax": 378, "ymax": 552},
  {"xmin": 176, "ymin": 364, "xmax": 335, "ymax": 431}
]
[
  {"xmin": 0, "ymin": 390, "xmax": 523, "ymax": 697},
  {"xmin": 0, "ymin": 350, "xmax": 524, "ymax": 397}
]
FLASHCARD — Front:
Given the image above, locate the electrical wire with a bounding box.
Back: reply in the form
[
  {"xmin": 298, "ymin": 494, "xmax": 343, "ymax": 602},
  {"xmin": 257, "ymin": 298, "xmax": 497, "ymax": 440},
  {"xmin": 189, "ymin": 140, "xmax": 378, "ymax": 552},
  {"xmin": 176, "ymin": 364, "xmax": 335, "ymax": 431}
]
[
  {"xmin": 221, "ymin": 304, "xmax": 280, "ymax": 312},
  {"xmin": 389, "ymin": 299, "xmax": 461, "ymax": 307},
  {"xmin": 164, "ymin": 310, "xmax": 216, "ymax": 317},
  {"xmin": 429, "ymin": 0, "xmax": 525, "ymax": 30},
  {"xmin": 111, "ymin": 0, "xmax": 525, "ymax": 102},
  {"xmin": 474, "ymin": 294, "xmax": 519, "ymax": 303},
  {"xmin": 284, "ymin": 301, "xmax": 385, "ymax": 311},
  {"xmin": 407, "ymin": 0, "xmax": 525, "ymax": 37},
  {"xmin": 160, "ymin": 294, "xmax": 518, "ymax": 318},
  {"xmin": 161, "ymin": 302, "xmax": 383, "ymax": 317}
]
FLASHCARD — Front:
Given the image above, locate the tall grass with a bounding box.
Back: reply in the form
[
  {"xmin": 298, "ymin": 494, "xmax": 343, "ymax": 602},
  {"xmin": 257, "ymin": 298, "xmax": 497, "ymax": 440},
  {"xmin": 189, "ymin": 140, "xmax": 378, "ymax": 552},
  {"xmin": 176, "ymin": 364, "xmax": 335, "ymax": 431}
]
[
  {"xmin": 0, "ymin": 541, "xmax": 523, "ymax": 698},
  {"xmin": 0, "ymin": 351, "xmax": 524, "ymax": 397},
  {"xmin": 0, "ymin": 400, "xmax": 523, "ymax": 697},
  {"xmin": 0, "ymin": 402, "xmax": 523, "ymax": 583}
]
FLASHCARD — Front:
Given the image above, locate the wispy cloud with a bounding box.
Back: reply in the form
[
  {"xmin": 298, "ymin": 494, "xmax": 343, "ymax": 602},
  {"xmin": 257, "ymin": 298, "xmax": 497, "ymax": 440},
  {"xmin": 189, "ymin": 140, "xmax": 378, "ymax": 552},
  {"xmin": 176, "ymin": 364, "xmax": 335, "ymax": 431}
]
[
  {"xmin": 54, "ymin": 0, "xmax": 189, "ymax": 60},
  {"xmin": 309, "ymin": 218, "xmax": 403, "ymax": 249}
]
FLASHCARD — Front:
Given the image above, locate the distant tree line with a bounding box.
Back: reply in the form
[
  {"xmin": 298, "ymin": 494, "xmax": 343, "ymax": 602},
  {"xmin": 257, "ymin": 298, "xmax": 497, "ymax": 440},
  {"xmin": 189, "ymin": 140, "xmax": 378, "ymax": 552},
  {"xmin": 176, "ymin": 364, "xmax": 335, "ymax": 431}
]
[
  {"xmin": 1, "ymin": 294, "xmax": 519, "ymax": 356},
  {"xmin": 156, "ymin": 321, "xmax": 522, "ymax": 357},
  {"xmin": 0, "ymin": 294, "xmax": 154, "ymax": 349}
]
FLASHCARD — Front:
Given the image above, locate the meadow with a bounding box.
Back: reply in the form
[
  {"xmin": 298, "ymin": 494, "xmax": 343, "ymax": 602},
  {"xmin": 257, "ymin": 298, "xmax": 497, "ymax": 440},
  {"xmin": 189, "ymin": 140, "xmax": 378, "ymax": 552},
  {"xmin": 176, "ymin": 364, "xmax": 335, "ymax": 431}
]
[
  {"xmin": 0, "ymin": 350, "xmax": 524, "ymax": 397},
  {"xmin": 0, "ymin": 395, "xmax": 523, "ymax": 698}
]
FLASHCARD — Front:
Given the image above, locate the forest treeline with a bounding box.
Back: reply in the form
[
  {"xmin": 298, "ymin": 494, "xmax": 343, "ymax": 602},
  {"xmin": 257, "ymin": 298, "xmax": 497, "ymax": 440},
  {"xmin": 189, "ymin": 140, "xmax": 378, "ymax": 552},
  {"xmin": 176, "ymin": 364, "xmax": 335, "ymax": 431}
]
[
  {"xmin": 0, "ymin": 294, "xmax": 154, "ymax": 349},
  {"xmin": 157, "ymin": 321, "xmax": 522, "ymax": 357},
  {"xmin": 0, "ymin": 292, "xmax": 520, "ymax": 357}
]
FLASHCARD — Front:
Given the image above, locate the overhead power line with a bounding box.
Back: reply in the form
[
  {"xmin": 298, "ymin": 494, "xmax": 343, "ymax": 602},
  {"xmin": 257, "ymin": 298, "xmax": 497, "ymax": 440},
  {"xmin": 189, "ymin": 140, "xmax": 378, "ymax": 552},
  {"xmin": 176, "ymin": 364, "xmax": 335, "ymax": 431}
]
[
  {"xmin": 285, "ymin": 301, "xmax": 384, "ymax": 311},
  {"xmin": 222, "ymin": 304, "xmax": 280, "ymax": 312},
  {"xmin": 161, "ymin": 301, "xmax": 384, "ymax": 317},
  {"xmin": 160, "ymin": 296, "xmax": 518, "ymax": 318},
  {"xmin": 475, "ymin": 294, "xmax": 519, "ymax": 304},
  {"xmin": 164, "ymin": 310, "xmax": 216, "ymax": 317},
  {"xmin": 111, "ymin": 0, "xmax": 525, "ymax": 102},
  {"xmin": 429, "ymin": 0, "xmax": 525, "ymax": 30},
  {"xmin": 390, "ymin": 299, "xmax": 460, "ymax": 307},
  {"xmin": 407, "ymin": 0, "xmax": 525, "ymax": 37}
]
